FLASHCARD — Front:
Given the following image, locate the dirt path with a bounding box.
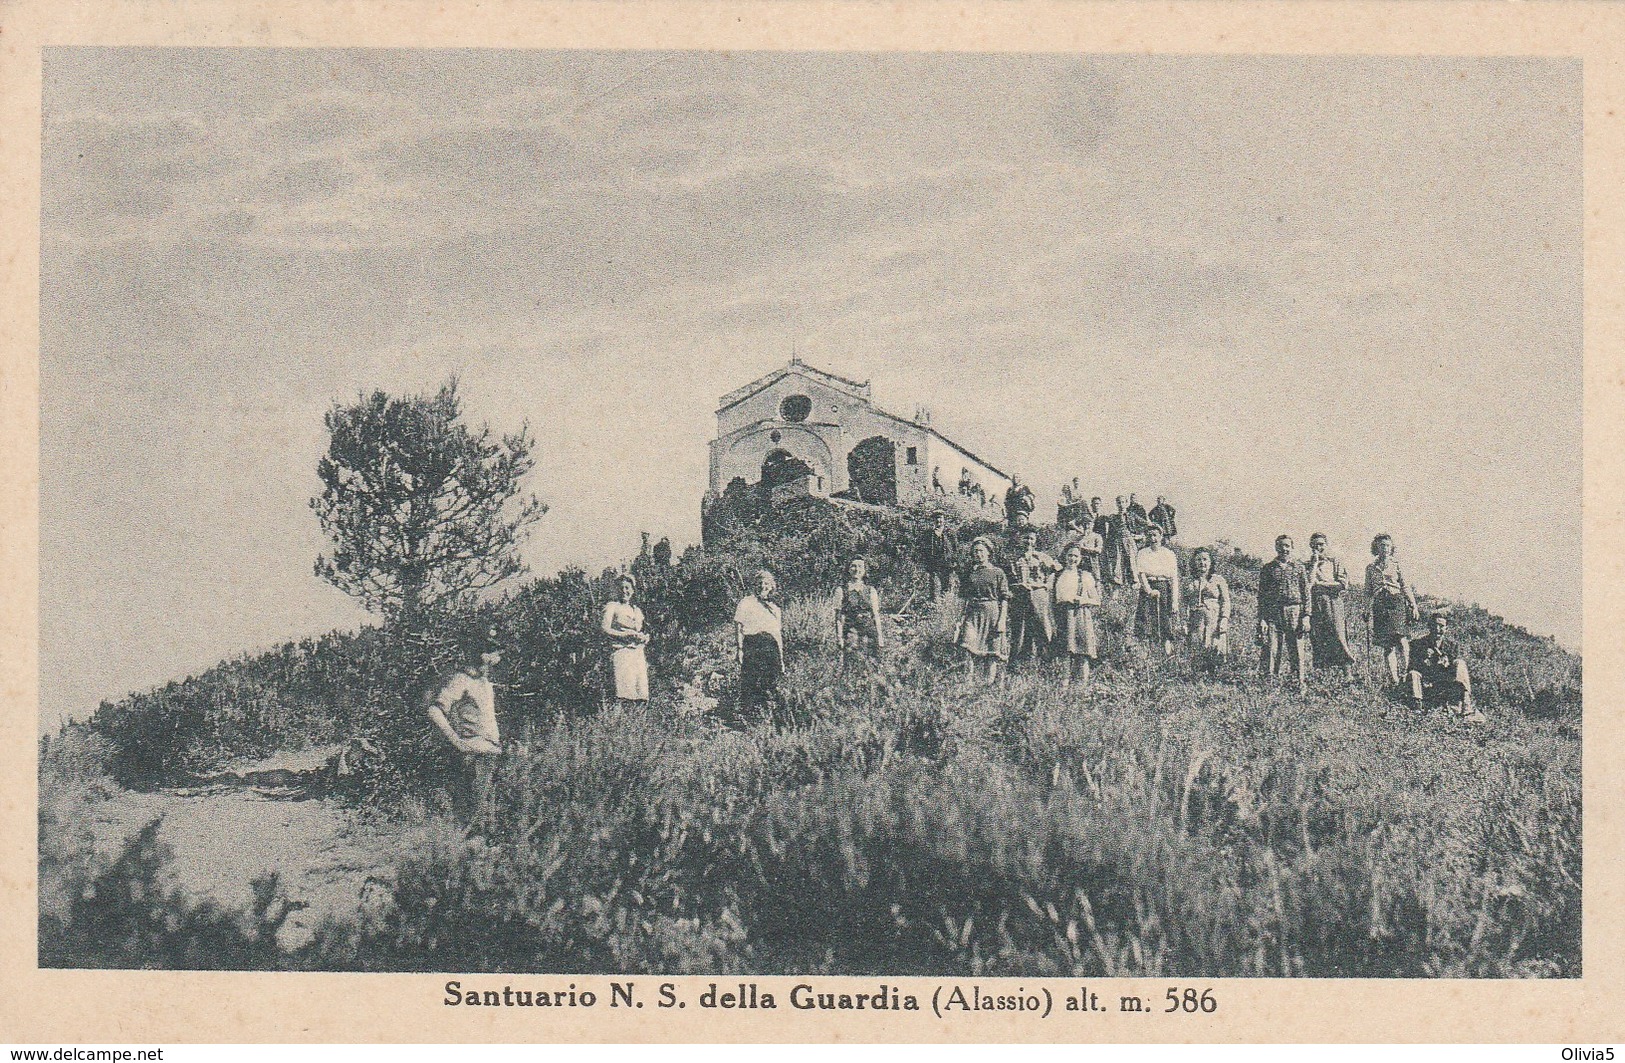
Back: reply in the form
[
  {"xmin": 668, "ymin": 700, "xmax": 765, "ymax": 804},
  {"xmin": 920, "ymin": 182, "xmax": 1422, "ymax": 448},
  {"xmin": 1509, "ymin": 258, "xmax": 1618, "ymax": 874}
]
[{"xmin": 83, "ymin": 765, "xmax": 402, "ymax": 950}]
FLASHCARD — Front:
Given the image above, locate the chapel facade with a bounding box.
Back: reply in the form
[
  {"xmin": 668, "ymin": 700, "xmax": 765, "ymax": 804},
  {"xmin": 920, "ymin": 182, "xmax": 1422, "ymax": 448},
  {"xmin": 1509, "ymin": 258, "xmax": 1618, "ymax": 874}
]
[{"xmin": 704, "ymin": 357, "xmax": 1012, "ymax": 509}]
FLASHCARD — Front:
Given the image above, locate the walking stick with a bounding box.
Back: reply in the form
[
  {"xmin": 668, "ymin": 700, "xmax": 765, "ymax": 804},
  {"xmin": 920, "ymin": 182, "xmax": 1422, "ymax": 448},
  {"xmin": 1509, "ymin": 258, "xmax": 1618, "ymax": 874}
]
[{"xmin": 1364, "ymin": 610, "xmax": 1375, "ymax": 691}]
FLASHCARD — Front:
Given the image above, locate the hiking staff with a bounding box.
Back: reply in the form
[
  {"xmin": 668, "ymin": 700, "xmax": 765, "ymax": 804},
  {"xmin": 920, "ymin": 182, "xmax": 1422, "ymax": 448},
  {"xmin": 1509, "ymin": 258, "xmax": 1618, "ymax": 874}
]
[{"xmin": 1364, "ymin": 608, "xmax": 1375, "ymax": 689}]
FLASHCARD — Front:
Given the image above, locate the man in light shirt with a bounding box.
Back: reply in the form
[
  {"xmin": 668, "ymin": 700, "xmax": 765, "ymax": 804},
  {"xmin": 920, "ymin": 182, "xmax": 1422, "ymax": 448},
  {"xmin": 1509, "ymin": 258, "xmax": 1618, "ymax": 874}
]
[{"xmin": 427, "ymin": 634, "xmax": 503, "ymax": 824}]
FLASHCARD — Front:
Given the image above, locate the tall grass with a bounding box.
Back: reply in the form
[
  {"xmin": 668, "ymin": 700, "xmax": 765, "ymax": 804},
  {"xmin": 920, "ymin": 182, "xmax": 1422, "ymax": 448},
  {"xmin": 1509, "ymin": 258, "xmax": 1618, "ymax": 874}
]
[
  {"xmin": 49, "ymin": 499, "xmax": 1582, "ymax": 975},
  {"xmin": 295, "ymin": 599, "xmax": 1578, "ymax": 976}
]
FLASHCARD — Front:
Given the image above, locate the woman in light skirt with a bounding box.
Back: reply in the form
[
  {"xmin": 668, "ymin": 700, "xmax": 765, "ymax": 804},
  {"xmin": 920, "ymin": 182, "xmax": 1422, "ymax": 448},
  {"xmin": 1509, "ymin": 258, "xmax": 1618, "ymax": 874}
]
[
  {"xmin": 956, "ymin": 536, "xmax": 1010, "ymax": 683},
  {"xmin": 1052, "ymin": 541, "xmax": 1102, "ymax": 688},
  {"xmin": 1185, "ymin": 547, "xmax": 1231, "ymax": 671},
  {"xmin": 601, "ymin": 574, "xmax": 650, "ymax": 704}
]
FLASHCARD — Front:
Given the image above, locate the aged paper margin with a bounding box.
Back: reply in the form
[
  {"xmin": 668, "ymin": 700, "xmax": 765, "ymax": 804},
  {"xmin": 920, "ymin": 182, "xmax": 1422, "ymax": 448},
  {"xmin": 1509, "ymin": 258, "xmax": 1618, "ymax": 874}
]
[{"xmin": 1, "ymin": 0, "xmax": 1620, "ymax": 1044}]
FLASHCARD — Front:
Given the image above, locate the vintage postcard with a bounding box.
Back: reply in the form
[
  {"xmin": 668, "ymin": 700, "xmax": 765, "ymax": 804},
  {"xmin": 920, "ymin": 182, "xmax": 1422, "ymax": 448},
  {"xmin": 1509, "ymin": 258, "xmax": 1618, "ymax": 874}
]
[{"xmin": 2, "ymin": 0, "xmax": 1621, "ymax": 1046}]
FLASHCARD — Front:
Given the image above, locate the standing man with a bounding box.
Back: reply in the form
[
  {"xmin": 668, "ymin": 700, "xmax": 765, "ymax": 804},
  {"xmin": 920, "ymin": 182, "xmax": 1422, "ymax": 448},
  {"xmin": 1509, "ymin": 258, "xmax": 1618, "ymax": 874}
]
[
  {"xmin": 1004, "ymin": 475, "xmax": 1036, "ymax": 528},
  {"xmin": 1073, "ymin": 506, "xmax": 1105, "ymax": 581},
  {"xmin": 1409, "ymin": 611, "xmax": 1484, "ymax": 723},
  {"xmin": 426, "ymin": 633, "xmax": 503, "ymax": 825},
  {"xmin": 1102, "ymin": 496, "xmax": 1138, "ymax": 589},
  {"xmin": 1090, "ymin": 497, "xmax": 1108, "ymax": 544},
  {"xmin": 1126, "ymin": 493, "xmax": 1151, "ymax": 531},
  {"xmin": 1257, "ymin": 534, "xmax": 1311, "ymax": 689},
  {"xmin": 1125, "ymin": 495, "xmax": 1152, "ymax": 563},
  {"xmin": 920, "ymin": 512, "xmax": 958, "ymax": 600},
  {"xmin": 1006, "ymin": 528, "xmax": 1061, "ymax": 666},
  {"xmin": 1149, "ymin": 496, "xmax": 1178, "ymax": 543}
]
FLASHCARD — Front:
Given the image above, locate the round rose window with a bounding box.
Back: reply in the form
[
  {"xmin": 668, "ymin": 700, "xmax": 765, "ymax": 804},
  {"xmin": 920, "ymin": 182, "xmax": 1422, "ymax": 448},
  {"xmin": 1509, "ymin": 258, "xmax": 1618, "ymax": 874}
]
[{"xmin": 779, "ymin": 394, "xmax": 812, "ymax": 422}]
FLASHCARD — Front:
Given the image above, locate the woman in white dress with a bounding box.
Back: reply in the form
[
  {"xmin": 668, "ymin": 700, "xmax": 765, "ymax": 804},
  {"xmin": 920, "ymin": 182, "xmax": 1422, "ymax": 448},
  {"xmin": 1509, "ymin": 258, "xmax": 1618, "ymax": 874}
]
[{"xmin": 601, "ymin": 574, "xmax": 650, "ymax": 703}]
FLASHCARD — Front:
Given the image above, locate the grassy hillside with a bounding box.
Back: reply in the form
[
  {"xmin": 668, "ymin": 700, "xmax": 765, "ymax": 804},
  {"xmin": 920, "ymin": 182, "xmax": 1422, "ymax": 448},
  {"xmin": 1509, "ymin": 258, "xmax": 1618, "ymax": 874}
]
[{"xmin": 41, "ymin": 495, "xmax": 1581, "ymax": 975}]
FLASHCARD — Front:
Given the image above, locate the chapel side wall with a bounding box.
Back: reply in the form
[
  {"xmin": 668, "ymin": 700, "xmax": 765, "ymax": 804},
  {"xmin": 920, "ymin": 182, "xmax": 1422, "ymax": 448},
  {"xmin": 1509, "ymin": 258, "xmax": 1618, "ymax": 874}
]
[{"xmin": 835, "ymin": 406, "xmax": 933, "ymax": 502}]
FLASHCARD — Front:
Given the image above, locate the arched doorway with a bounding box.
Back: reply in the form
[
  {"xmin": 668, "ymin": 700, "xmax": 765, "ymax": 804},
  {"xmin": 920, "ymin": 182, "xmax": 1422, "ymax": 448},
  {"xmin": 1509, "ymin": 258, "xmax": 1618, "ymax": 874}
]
[
  {"xmin": 847, "ymin": 436, "xmax": 897, "ymax": 505},
  {"xmin": 761, "ymin": 448, "xmax": 814, "ymax": 491}
]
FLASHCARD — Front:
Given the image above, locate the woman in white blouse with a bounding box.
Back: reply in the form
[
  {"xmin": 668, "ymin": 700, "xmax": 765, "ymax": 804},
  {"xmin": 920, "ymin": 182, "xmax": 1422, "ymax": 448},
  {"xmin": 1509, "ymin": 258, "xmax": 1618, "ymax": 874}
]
[
  {"xmin": 734, "ymin": 569, "xmax": 784, "ymax": 716},
  {"xmin": 1134, "ymin": 524, "xmax": 1182, "ymax": 655}
]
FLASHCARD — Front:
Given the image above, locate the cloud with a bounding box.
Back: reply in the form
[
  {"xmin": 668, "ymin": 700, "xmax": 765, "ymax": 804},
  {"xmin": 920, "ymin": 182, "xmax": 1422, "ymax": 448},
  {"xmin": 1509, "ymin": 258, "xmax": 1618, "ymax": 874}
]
[{"xmin": 38, "ymin": 50, "xmax": 1583, "ymax": 726}]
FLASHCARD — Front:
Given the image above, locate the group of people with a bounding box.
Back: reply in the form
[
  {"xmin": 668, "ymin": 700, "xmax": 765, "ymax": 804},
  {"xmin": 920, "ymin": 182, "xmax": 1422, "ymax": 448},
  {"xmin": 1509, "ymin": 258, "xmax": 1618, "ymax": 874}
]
[
  {"xmin": 926, "ymin": 514, "xmax": 1212, "ymax": 687},
  {"xmin": 921, "ymin": 514, "xmax": 1479, "ymax": 720},
  {"xmin": 425, "ymin": 505, "xmax": 1483, "ymax": 824},
  {"xmin": 939, "ymin": 466, "xmax": 990, "ymax": 507},
  {"xmin": 920, "ymin": 489, "xmax": 1178, "ymax": 593}
]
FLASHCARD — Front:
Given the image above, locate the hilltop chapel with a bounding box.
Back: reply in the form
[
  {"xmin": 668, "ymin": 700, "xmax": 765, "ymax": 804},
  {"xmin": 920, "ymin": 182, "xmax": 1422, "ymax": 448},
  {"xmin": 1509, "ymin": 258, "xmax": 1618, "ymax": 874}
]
[{"xmin": 704, "ymin": 357, "xmax": 1012, "ymax": 511}]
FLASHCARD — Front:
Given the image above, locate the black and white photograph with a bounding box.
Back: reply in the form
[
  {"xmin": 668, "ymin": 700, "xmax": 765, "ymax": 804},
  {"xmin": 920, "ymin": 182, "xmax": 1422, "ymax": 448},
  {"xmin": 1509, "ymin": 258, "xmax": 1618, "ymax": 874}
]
[{"xmin": 34, "ymin": 43, "xmax": 1583, "ymax": 991}]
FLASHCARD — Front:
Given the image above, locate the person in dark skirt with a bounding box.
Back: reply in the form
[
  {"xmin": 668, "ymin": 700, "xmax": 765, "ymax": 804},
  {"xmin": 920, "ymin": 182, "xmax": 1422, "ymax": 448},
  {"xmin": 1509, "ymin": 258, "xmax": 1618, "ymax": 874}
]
[
  {"xmin": 834, "ymin": 557, "xmax": 884, "ymax": 665},
  {"xmin": 1365, "ymin": 532, "xmax": 1420, "ymax": 687},
  {"xmin": 734, "ymin": 569, "xmax": 784, "ymax": 716},
  {"xmin": 1133, "ymin": 523, "xmax": 1182, "ymax": 654}
]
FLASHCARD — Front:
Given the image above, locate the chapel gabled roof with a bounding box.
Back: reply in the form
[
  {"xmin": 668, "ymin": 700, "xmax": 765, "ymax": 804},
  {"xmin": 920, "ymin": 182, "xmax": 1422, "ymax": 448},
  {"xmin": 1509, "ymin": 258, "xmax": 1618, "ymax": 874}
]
[{"xmin": 715, "ymin": 358, "xmax": 872, "ymax": 414}]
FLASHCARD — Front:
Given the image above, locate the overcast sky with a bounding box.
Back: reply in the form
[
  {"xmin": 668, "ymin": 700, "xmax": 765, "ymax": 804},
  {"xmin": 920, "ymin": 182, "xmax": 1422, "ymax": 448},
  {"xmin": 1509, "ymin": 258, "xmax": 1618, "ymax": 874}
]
[{"xmin": 40, "ymin": 49, "xmax": 1581, "ymax": 727}]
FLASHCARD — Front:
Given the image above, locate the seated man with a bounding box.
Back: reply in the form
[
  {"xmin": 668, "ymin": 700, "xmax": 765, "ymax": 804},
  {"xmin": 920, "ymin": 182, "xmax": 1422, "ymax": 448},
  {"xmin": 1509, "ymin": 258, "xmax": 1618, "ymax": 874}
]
[{"xmin": 1408, "ymin": 611, "xmax": 1483, "ymax": 723}]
